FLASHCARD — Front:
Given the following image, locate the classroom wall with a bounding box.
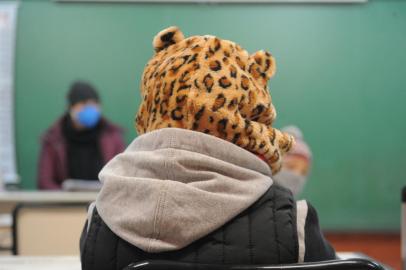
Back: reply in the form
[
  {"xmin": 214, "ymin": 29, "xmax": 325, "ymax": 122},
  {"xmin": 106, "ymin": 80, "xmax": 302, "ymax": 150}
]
[{"xmin": 13, "ymin": 0, "xmax": 406, "ymax": 230}]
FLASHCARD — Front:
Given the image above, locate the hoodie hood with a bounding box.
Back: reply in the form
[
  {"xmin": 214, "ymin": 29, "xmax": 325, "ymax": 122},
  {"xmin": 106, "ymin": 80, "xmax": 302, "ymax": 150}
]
[{"xmin": 96, "ymin": 128, "xmax": 273, "ymax": 253}]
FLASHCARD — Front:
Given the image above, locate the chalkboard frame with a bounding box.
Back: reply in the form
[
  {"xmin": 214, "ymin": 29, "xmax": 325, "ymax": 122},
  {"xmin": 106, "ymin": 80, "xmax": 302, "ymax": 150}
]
[{"xmin": 55, "ymin": 0, "xmax": 368, "ymax": 3}]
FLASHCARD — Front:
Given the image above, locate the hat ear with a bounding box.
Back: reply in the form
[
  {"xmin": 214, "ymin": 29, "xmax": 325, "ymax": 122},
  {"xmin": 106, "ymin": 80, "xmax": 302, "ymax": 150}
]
[
  {"xmin": 153, "ymin": 26, "xmax": 185, "ymax": 53},
  {"xmin": 248, "ymin": 50, "xmax": 276, "ymax": 86}
]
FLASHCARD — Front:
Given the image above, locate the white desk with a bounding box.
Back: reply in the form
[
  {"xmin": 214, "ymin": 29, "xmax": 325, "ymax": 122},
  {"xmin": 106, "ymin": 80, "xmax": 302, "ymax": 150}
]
[
  {"xmin": 0, "ymin": 191, "xmax": 98, "ymax": 213},
  {"xmin": 0, "ymin": 256, "xmax": 80, "ymax": 270},
  {"xmin": 0, "ymin": 191, "xmax": 98, "ymax": 254},
  {"xmin": 0, "ymin": 191, "xmax": 98, "ymax": 203}
]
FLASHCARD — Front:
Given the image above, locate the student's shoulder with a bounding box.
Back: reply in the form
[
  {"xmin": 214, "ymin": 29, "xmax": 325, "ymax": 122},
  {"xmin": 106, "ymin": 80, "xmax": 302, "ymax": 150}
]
[
  {"xmin": 251, "ymin": 183, "xmax": 296, "ymax": 211},
  {"xmin": 41, "ymin": 116, "xmax": 65, "ymax": 143},
  {"xmin": 100, "ymin": 118, "xmax": 124, "ymax": 134},
  {"xmin": 271, "ymin": 182, "xmax": 296, "ymax": 199}
]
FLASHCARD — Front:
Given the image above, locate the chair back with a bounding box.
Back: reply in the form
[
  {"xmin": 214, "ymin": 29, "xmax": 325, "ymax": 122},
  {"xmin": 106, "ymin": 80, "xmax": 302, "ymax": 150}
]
[
  {"xmin": 124, "ymin": 259, "xmax": 385, "ymax": 270},
  {"xmin": 12, "ymin": 202, "xmax": 88, "ymax": 255}
]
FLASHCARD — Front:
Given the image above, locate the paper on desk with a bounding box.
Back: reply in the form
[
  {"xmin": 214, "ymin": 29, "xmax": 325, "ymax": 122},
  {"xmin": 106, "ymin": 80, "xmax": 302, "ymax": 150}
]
[
  {"xmin": 62, "ymin": 179, "xmax": 102, "ymax": 191},
  {"xmin": 0, "ymin": 2, "xmax": 19, "ymax": 186},
  {"xmin": 0, "ymin": 256, "xmax": 80, "ymax": 270}
]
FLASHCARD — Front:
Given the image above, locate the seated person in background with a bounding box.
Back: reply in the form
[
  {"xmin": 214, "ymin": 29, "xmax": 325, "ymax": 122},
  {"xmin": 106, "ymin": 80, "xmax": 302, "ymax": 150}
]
[
  {"xmin": 37, "ymin": 81, "xmax": 125, "ymax": 190},
  {"xmin": 80, "ymin": 27, "xmax": 335, "ymax": 270},
  {"xmin": 273, "ymin": 125, "xmax": 312, "ymax": 197}
]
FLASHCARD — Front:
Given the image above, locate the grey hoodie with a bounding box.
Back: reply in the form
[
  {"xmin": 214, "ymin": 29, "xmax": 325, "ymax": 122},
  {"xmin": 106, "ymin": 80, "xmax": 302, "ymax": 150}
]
[{"xmin": 91, "ymin": 128, "xmax": 310, "ymax": 261}]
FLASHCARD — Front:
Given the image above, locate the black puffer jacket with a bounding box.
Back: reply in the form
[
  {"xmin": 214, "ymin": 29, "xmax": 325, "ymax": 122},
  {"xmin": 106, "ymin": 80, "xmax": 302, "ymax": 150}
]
[{"xmin": 80, "ymin": 184, "xmax": 335, "ymax": 270}]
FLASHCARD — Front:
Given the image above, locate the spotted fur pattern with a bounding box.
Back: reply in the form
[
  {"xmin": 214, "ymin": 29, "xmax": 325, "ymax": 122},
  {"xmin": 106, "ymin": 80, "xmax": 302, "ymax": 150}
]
[{"xmin": 136, "ymin": 26, "xmax": 294, "ymax": 173}]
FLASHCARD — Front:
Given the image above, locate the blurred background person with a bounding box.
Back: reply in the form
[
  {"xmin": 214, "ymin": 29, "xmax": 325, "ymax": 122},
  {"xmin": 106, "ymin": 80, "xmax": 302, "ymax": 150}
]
[
  {"xmin": 273, "ymin": 125, "xmax": 312, "ymax": 197},
  {"xmin": 37, "ymin": 81, "xmax": 125, "ymax": 190}
]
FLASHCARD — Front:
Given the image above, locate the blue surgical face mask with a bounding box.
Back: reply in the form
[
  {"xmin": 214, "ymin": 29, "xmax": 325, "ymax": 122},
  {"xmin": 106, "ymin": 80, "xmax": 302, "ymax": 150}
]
[{"xmin": 76, "ymin": 105, "xmax": 101, "ymax": 128}]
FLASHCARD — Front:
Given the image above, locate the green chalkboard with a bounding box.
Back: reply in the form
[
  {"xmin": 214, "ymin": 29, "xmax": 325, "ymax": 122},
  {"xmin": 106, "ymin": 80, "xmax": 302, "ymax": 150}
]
[{"xmin": 13, "ymin": 0, "xmax": 406, "ymax": 230}]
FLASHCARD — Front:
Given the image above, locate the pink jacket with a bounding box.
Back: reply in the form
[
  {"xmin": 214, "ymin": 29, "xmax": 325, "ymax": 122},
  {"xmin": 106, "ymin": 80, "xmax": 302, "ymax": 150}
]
[{"xmin": 37, "ymin": 116, "xmax": 125, "ymax": 190}]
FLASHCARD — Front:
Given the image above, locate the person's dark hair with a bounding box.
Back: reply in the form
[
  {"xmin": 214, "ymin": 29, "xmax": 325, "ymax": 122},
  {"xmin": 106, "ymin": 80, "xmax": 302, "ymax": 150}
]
[{"xmin": 67, "ymin": 81, "xmax": 100, "ymax": 107}]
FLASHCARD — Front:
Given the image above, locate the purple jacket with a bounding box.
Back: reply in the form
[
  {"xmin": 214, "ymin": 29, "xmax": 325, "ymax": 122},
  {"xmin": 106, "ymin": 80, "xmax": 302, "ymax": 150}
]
[{"xmin": 37, "ymin": 116, "xmax": 125, "ymax": 190}]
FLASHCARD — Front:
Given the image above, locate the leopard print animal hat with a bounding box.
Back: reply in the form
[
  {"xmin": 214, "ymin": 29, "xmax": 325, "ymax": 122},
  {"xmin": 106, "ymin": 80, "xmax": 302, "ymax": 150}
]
[{"xmin": 136, "ymin": 26, "xmax": 294, "ymax": 174}]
